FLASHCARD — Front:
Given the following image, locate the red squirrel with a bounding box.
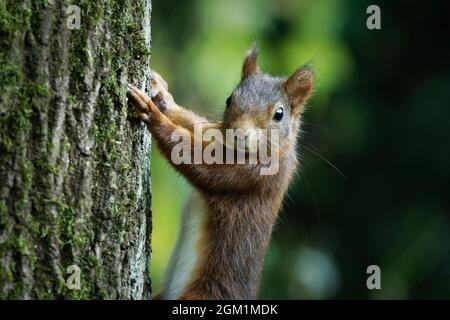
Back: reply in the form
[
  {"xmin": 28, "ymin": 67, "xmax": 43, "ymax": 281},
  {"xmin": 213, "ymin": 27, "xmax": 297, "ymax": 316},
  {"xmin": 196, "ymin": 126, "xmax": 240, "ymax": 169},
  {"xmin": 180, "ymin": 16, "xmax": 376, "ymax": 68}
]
[{"xmin": 127, "ymin": 47, "xmax": 314, "ymax": 300}]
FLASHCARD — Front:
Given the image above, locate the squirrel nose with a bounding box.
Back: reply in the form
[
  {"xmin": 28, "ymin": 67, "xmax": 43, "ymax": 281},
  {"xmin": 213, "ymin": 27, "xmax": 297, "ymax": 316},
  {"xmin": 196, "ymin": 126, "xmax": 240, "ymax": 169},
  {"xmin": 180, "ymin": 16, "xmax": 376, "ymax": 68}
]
[
  {"xmin": 245, "ymin": 129, "xmax": 259, "ymax": 153},
  {"xmin": 232, "ymin": 120, "xmax": 261, "ymax": 153},
  {"xmin": 234, "ymin": 128, "xmax": 259, "ymax": 153}
]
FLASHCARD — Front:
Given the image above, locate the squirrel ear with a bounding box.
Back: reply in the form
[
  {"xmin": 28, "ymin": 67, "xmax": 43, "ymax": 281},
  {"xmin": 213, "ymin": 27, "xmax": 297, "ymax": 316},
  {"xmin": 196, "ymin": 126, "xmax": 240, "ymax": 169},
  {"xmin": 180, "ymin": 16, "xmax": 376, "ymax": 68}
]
[
  {"xmin": 242, "ymin": 46, "xmax": 260, "ymax": 80},
  {"xmin": 283, "ymin": 66, "xmax": 314, "ymax": 116}
]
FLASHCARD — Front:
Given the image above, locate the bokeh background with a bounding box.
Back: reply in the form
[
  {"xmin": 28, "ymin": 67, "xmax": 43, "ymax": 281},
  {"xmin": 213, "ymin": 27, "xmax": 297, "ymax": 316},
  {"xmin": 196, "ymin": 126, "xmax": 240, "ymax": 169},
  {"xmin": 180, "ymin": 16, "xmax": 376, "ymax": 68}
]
[{"xmin": 149, "ymin": 0, "xmax": 450, "ymax": 298}]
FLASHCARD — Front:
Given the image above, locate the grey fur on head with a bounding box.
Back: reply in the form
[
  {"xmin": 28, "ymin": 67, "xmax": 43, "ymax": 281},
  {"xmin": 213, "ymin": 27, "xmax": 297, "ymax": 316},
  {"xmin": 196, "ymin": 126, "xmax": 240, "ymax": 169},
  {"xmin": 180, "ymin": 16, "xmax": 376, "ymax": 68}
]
[
  {"xmin": 233, "ymin": 73, "xmax": 286, "ymax": 112},
  {"xmin": 223, "ymin": 45, "xmax": 314, "ymax": 144}
]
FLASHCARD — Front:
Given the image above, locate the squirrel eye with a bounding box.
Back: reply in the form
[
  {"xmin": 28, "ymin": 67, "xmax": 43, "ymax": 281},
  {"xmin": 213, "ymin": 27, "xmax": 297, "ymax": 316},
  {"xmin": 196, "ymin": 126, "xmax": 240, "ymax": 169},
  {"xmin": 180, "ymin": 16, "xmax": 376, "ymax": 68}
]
[
  {"xmin": 225, "ymin": 96, "xmax": 232, "ymax": 108},
  {"xmin": 273, "ymin": 106, "xmax": 284, "ymax": 121}
]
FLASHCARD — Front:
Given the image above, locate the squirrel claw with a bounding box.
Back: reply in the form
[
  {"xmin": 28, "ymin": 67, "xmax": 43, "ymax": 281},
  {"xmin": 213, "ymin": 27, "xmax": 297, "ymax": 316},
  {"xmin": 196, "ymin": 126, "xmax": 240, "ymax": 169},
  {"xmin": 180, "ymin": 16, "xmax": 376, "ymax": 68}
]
[
  {"xmin": 126, "ymin": 83, "xmax": 136, "ymax": 95},
  {"xmin": 127, "ymin": 86, "xmax": 150, "ymax": 115}
]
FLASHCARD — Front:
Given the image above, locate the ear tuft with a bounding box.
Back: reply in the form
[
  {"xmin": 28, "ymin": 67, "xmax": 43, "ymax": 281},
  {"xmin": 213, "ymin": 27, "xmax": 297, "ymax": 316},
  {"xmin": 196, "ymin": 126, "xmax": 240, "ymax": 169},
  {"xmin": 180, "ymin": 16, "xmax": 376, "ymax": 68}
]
[
  {"xmin": 242, "ymin": 46, "xmax": 260, "ymax": 80},
  {"xmin": 283, "ymin": 65, "xmax": 314, "ymax": 116}
]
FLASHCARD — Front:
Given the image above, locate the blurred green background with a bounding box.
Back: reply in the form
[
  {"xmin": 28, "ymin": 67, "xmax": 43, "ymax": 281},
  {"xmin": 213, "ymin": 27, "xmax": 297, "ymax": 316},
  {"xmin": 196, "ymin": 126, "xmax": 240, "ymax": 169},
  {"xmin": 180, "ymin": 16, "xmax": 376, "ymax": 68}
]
[{"xmin": 149, "ymin": 0, "xmax": 450, "ymax": 298}]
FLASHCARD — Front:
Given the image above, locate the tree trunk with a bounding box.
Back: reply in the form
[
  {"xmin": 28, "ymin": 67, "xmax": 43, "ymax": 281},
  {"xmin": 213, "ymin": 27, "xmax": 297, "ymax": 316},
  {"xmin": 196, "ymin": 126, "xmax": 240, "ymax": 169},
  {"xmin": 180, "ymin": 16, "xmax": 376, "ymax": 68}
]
[{"xmin": 0, "ymin": 0, "xmax": 152, "ymax": 299}]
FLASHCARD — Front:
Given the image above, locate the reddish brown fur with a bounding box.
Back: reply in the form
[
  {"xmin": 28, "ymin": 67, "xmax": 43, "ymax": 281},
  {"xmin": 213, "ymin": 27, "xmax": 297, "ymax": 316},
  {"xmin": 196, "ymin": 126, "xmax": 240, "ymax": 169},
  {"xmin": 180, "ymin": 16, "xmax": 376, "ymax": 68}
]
[{"xmin": 127, "ymin": 52, "xmax": 313, "ymax": 299}]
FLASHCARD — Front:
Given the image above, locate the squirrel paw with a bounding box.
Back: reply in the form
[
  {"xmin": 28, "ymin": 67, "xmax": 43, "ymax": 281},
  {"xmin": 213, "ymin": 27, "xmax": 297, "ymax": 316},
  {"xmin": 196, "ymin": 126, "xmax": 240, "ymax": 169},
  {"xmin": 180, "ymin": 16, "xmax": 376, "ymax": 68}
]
[
  {"xmin": 127, "ymin": 84, "xmax": 162, "ymax": 125},
  {"xmin": 150, "ymin": 70, "xmax": 174, "ymax": 113}
]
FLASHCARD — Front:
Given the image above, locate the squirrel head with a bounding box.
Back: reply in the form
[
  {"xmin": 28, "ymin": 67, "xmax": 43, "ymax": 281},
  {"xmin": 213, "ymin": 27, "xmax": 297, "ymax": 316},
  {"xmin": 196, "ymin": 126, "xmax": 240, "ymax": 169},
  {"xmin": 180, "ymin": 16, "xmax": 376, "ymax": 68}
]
[{"xmin": 223, "ymin": 46, "xmax": 314, "ymax": 154}]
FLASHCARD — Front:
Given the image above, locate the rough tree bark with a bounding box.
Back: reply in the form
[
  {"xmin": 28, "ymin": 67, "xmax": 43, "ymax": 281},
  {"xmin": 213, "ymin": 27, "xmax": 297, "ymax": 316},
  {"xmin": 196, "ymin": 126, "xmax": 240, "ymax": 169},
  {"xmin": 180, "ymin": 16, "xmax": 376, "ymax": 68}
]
[{"xmin": 0, "ymin": 0, "xmax": 152, "ymax": 299}]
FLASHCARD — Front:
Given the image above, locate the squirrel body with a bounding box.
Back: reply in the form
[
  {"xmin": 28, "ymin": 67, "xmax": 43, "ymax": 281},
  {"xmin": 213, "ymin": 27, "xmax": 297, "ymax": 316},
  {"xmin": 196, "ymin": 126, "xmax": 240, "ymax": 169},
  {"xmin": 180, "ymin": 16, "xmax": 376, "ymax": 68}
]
[{"xmin": 127, "ymin": 47, "xmax": 314, "ymax": 299}]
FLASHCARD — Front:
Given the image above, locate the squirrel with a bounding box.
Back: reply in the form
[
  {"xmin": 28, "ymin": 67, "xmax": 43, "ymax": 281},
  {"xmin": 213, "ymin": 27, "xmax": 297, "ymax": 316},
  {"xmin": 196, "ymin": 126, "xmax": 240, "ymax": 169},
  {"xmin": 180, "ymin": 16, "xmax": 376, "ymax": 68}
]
[{"xmin": 127, "ymin": 46, "xmax": 314, "ymax": 300}]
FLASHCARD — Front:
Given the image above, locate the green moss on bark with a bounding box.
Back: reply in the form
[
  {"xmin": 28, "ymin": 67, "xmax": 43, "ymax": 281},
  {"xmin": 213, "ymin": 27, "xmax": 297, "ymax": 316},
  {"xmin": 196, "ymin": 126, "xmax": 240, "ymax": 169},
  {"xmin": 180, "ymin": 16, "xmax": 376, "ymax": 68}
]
[{"xmin": 0, "ymin": 0, "xmax": 152, "ymax": 299}]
